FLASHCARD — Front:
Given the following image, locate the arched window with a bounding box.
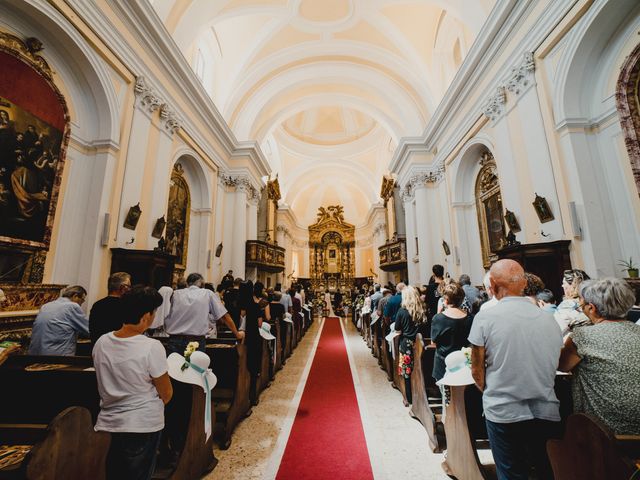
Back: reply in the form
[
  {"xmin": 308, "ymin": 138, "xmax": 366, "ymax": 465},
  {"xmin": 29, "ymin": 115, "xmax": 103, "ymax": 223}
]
[
  {"xmin": 165, "ymin": 163, "xmax": 191, "ymax": 277},
  {"xmin": 475, "ymin": 151, "xmax": 505, "ymax": 269}
]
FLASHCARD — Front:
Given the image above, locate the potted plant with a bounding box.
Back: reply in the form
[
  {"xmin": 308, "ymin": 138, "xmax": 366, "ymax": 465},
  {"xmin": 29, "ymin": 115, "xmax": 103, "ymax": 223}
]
[{"xmin": 618, "ymin": 257, "xmax": 639, "ymax": 278}]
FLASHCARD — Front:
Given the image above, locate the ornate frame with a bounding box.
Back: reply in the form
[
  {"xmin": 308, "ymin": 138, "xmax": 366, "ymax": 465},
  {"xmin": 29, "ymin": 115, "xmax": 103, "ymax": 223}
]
[
  {"xmin": 475, "ymin": 151, "xmax": 506, "ymax": 269},
  {"xmin": 616, "ymin": 41, "xmax": 640, "ymax": 199},
  {"xmin": 165, "ymin": 163, "xmax": 191, "ymax": 272},
  {"xmin": 0, "ymin": 31, "xmax": 71, "ymax": 282}
]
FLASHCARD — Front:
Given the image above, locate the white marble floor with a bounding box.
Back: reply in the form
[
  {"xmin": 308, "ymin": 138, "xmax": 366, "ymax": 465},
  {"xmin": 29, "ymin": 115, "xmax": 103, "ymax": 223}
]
[{"xmin": 206, "ymin": 317, "xmax": 449, "ymax": 480}]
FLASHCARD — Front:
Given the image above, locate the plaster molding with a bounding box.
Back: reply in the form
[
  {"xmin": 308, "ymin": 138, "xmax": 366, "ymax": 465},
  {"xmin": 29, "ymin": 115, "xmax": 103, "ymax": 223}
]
[
  {"xmin": 159, "ymin": 103, "xmax": 181, "ymax": 135},
  {"xmin": 134, "ymin": 76, "xmax": 162, "ymax": 113},
  {"xmin": 482, "ymin": 86, "xmax": 507, "ymax": 122},
  {"xmin": 505, "ymin": 51, "xmax": 535, "ymax": 97}
]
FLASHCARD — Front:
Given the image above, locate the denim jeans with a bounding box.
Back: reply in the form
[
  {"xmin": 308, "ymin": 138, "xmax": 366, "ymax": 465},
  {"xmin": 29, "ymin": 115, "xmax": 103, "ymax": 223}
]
[
  {"xmin": 485, "ymin": 418, "xmax": 560, "ymax": 480},
  {"xmin": 106, "ymin": 430, "xmax": 162, "ymax": 480}
]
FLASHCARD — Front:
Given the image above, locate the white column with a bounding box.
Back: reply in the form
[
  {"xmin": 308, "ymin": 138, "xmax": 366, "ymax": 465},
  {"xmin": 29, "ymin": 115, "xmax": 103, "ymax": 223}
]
[
  {"xmin": 212, "ymin": 176, "xmax": 226, "ymax": 282},
  {"xmin": 247, "ymin": 200, "xmax": 258, "ymax": 240},
  {"xmin": 276, "ymin": 226, "xmax": 286, "ymax": 285},
  {"xmin": 146, "ymin": 129, "xmax": 174, "ymax": 247},
  {"xmin": 116, "ymin": 102, "xmax": 154, "ymax": 247},
  {"xmin": 232, "ymin": 186, "xmax": 248, "ymax": 277},
  {"xmin": 403, "ymin": 195, "xmax": 419, "ymax": 284},
  {"xmin": 414, "ymin": 185, "xmax": 431, "ymax": 284},
  {"xmin": 222, "ymin": 188, "xmax": 235, "ymax": 275}
]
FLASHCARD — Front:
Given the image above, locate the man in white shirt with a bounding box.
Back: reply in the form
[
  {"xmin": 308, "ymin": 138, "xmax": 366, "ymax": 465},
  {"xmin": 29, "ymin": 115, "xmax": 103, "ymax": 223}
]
[
  {"xmin": 164, "ymin": 273, "xmax": 244, "ymax": 355},
  {"xmin": 280, "ymin": 287, "xmax": 293, "ymax": 314},
  {"xmin": 479, "ymin": 271, "xmax": 499, "ymax": 311},
  {"xmin": 469, "ymin": 260, "xmax": 562, "ymax": 479}
]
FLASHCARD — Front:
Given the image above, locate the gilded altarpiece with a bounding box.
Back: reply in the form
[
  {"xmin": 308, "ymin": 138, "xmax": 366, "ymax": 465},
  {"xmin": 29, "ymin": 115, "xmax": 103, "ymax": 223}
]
[
  {"xmin": 0, "ymin": 33, "xmax": 69, "ymax": 338},
  {"xmin": 475, "ymin": 151, "xmax": 506, "ymax": 269},
  {"xmin": 165, "ymin": 163, "xmax": 190, "ymax": 282},
  {"xmin": 309, "ymin": 206, "xmax": 355, "ymax": 292}
]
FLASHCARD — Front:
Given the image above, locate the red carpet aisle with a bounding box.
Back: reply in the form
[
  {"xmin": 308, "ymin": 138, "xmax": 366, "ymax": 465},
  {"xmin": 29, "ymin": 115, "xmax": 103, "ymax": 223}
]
[{"xmin": 276, "ymin": 317, "xmax": 374, "ymax": 480}]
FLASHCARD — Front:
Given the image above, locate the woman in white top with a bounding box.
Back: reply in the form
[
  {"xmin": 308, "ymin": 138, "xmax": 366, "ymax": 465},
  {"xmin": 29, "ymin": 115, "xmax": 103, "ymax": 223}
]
[
  {"xmin": 93, "ymin": 285, "xmax": 173, "ymax": 480},
  {"xmin": 324, "ymin": 290, "xmax": 334, "ymax": 316}
]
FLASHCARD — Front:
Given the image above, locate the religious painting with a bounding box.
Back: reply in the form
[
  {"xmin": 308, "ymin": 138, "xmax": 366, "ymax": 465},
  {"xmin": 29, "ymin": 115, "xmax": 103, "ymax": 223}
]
[
  {"xmin": 0, "ymin": 34, "xmax": 70, "ymax": 286},
  {"xmin": 475, "ymin": 151, "xmax": 506, "ymax": 268},
  {"xmin": 504, "ymin": 209, "xmax": 521, "ymax": 233},
  {"xmin": 328, "ymin": 249, "xmax": 336, "ymax": 259},
  {"xmin": 151, "ymin": 215, "xmax": 166, "ymax": 239},
  {"xmin": 164, "ymin": 163, "xmax": 190, "ymax": 268},
  {"xmin": 123, "ymin": 203, "xmax": 142, "ymax": 230},
  {"xmin": 0, "ymin": 94, "xmax": 64, "ymax": 243},
  {"xmin": 533, "ymin": 193, "xmax": 554, "ymax": 223}
]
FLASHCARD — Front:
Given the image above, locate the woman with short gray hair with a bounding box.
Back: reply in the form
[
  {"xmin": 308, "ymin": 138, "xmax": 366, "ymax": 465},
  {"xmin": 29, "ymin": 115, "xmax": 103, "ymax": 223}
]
[{"xmin": 558, "ymin": 277, "xmax": 640, "ymax": 434}]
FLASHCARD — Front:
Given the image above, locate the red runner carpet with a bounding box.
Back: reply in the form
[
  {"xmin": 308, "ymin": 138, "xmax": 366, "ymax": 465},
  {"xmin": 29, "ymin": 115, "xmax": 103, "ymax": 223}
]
[{"xmin": 276, "ymin": 317, "xmax": 374, "ymax": 480}]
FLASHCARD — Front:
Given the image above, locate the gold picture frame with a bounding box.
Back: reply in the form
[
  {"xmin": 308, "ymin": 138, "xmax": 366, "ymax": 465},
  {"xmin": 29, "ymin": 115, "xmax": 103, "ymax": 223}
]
[{"xmin": 532, "ymin": 194, "xmax": 554, "ymax": 223}]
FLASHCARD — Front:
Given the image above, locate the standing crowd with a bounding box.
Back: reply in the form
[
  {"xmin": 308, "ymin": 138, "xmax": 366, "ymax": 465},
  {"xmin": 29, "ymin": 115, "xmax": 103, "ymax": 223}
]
[
  {"xmin": 26, "ymin": 269, "xmax": 311, "ymax": 480},
  {"xmin": 353, "ymin": 260, "xmax": 640, "ymax": 480}
]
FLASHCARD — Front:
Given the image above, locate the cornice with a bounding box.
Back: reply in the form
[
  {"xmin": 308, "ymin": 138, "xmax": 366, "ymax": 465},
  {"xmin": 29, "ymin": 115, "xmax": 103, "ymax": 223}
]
[
  {"xmin": 390, "ymin": 0, "xmax": 577, "ymax": 176},
  {"xmin": 67, "ymin": 0, "xmax": 269, "ymax": 181}
]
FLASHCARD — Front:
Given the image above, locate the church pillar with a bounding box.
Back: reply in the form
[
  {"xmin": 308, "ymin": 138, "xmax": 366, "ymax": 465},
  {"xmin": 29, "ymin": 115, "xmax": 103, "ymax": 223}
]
[
  {"xmin": 245, "ymin": 195, "xmax": 259, "ymax": 281},
  {"xmin": 146, "ymin": 111, "xmax": 179, "ymax": 248},
  {"xmin": 212, "ymin": 175, "xmax": 226, "ymax": 282},
  {"xmin": 402, "ymin": 192, "xmax": 419, "ymax": 284},
  {"xmin": 414, "ymin": 184, "xmax": 431, "ymax": 284},
  {"xmin": 116, "ymin": 79, "xmax": 157, "ymax": 247},
  {"xmin": 232, "ymin": 185, "xmax": 248, "ymax": 278}
]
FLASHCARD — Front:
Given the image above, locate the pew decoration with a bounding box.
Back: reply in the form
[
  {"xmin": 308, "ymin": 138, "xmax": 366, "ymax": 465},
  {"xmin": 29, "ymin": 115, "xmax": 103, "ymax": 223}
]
[
  {"xmin": 168, "ymin": 350, "xmax": 217, "ymax": 442},
  {"xmin": 180, "ymin": 341, "xmax": 200, "ymax": 371}
]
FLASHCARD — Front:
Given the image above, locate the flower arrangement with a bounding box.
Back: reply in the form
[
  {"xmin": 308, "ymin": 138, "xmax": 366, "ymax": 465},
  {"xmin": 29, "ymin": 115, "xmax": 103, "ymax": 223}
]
[
  {"xmin": 181, "ymin": 341, "xmax": 200, "ymax": 371},
  {"xmin": 461, "ymin": 347, "xmax": 472, "ymax": 366}
]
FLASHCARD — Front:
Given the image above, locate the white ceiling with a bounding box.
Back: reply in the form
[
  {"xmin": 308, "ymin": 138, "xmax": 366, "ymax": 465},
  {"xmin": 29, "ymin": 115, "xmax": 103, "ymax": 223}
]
[{"xmin": 151, "ymin": 0, "xmax": 495, "ymax": 226}]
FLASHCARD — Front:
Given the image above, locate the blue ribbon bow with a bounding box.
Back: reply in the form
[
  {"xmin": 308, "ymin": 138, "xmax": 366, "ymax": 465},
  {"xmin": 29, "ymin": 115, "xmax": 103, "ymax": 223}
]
[{"xmin": 187, "ymin": 361, "xmax": 211, "ymax": 441}]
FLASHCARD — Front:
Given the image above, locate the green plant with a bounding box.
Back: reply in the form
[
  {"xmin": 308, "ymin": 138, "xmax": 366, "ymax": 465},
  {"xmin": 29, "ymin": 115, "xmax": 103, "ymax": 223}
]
[{"xmin": 618, "ymin": 257, "xmax": 638, "ymax": 271}]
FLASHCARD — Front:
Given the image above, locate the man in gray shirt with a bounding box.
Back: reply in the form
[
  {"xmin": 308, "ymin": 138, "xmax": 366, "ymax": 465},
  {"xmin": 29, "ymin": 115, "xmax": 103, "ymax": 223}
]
[{"xmin": 469, "ymin": 260, "xmax": 562, "ymax": 480}]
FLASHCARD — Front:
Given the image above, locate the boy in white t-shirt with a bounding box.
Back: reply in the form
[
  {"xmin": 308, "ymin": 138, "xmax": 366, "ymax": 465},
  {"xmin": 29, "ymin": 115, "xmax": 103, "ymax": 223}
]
[{"xmin": 93, "ymin": 285, "xmax": 173, "ymax": 480}]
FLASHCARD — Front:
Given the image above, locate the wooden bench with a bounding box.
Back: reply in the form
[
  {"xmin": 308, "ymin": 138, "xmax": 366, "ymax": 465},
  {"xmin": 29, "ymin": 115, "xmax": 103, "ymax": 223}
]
[
  {"xmin": 441, "ymin": 384, "xmax": 496, "ymax": 480},
  {"xmin": 0, "ymin": 354, "xmax": 217, "ymax": 480},
  {"xmin": 206, "ymin": 340, "xmax": 251, "ymax": 449},
  {"xmin": 0, "ymin": 406, "xmax": 110, "ymax": 480},
  {"xmin": 547, "ymin": 413, "xmax": 640, "ymax": 480},
  {"xmin": 409, "ymin": 335, "xmax": 445, "ymax": 453},
  {"xmin": 391, "ymin": 335, "xmax": 410, "ymax": 406}
]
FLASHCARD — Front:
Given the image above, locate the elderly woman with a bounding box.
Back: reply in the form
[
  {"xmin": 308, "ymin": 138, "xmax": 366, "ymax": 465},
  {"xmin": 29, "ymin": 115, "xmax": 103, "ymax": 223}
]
[
  {"xmin": 555, "ymin": 269, "xmax": 591, "ymax": 336},
  {"xmin": 558, "ymin": 278, "xmax": 640, "ymax": 435},
  {"xmin": 394, "ymin": 285, "xmax": 426, "ymax": 405}
]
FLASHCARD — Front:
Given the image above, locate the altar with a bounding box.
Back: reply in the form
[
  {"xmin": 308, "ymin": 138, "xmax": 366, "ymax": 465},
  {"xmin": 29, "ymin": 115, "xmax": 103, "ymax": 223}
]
[{"xmin": 308, "ymin": 205, "xmax": 355, "ymax": 293}]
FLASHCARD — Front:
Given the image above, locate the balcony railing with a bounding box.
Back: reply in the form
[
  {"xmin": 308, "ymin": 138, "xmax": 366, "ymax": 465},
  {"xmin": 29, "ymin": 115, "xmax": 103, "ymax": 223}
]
[
  {"xmin": 246, "ymin": 240, "xmax": 285, "ymax": 272},
  {"xmin": 379, "ymin": 237, "xmax": 407, "ymax": 271}
]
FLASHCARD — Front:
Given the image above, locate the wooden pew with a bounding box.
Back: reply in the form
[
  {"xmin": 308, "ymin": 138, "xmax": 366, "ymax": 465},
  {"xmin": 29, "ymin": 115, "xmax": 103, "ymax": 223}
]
[
  {"xmin": 206, "ymin": 340, "xmax": 251, "ymax": 450},
  {"xmin": 256, "ymin": 337, "xmax": 271, "ymax": 398},
  {"xmin": 380, "ymin": 323, "xmax": 394, "ymax": 382},
  {"xmin": 391, "ymin": 335, "xmax": 410, "ymax": 406},
  {"xmin": 280, "ymin": 319, "xmax": 293, "ymax": 362},
  {"xmin": 0, "ymin": 406, "xmax": 110, "ymax": 480},
  {"xmin": 0, "ymin": 354, "xmax": 217, "ymax": 480},
  {"xmin": 362, "ymin": 313, "xmax": 371, "ymax": 348},
  {"xmin": 160, "ymin": 380, "xmax": 218, "ymax": 480},
  {"xmin": 409, "ymin": 335, "xmax": 445, "ymax": 453},
  {"xmin": 441, "ymin": 384, "xmax": 496, "ymax": 480},
  {"xmin": 547, "ymin": 413, "xmax": 640, "ymax": 480}
]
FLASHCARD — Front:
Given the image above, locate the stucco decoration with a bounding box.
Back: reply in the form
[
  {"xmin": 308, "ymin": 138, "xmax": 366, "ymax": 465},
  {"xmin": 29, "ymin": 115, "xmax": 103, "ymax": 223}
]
[{"xmin": 482, "ymin": 86, "xmax": 507, "ymax": 122}]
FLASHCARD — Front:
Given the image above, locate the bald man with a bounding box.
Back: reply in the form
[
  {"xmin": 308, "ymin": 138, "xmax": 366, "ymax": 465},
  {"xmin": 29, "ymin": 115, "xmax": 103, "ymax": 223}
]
[{"xmin": 468, "ymin": 259, "xmax": 562, "ymax": 480}]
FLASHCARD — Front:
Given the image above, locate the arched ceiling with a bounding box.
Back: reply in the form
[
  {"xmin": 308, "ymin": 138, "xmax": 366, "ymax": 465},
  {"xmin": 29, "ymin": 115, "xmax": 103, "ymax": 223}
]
[{"xmin": 151, "ymin": 0, "xmax": 495, "ymax": 227}]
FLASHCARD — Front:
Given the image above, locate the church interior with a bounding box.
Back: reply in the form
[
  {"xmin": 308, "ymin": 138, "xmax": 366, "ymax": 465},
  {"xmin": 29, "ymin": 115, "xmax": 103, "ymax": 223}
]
[{"xmin": 0, "ymin": 0, "xmax": 639, "ymax": 478}]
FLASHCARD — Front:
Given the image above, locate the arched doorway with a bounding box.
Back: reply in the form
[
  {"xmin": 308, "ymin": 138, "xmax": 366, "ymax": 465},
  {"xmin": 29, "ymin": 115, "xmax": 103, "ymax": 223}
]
[
  {"xmin": 474, "ymin": 151, "xmax": 505, "ymax": 269},
  {"xmin": 616, "ymin": 41, "xmax": 640, "ymax": 200}
]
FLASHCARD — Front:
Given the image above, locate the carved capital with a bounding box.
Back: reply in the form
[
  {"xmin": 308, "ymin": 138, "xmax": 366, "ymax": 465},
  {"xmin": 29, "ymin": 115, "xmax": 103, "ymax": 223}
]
[
  {"xmin": 482, "ymin": 86, "xmax": 507, "ymax": 122},
  {"xmin": 160, "ymin": 104, "xmax": 181, "ymax": 134},
  {"xmin": 506, "ymin": 52, "xmax": 535, "ymax": 97},
  {"xmin": 134, "ymin": 76, "xmax": 162, "ymax": 113}
]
